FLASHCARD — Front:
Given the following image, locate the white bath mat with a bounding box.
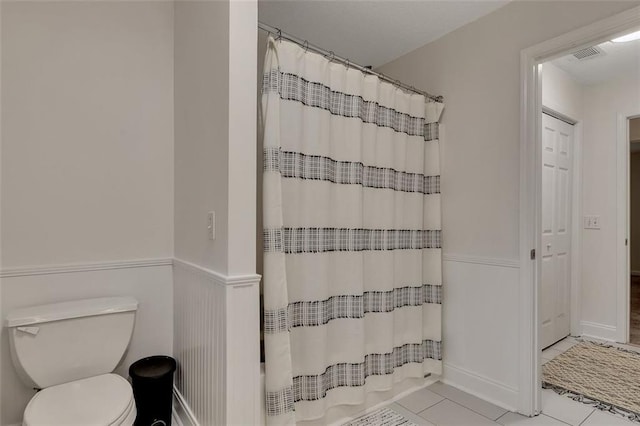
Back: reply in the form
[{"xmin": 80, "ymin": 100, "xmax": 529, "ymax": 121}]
[{"xmin": 344, "ymin": 407, "xmax": 419, "ymax": 426}]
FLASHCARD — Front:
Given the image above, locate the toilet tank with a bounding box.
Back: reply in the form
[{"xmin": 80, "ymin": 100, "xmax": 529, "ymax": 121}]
[{"xmin": 6, "ymin": 297, "xmax": 138, "ymax": 389}]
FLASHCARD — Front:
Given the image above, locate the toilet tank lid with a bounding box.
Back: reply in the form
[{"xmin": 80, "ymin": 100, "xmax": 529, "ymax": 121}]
[{"xmin": 5, "ymin": 297, "xmax": 138, "ymax": 328}]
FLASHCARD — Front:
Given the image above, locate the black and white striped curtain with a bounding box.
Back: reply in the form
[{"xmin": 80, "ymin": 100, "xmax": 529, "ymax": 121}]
[{"xmin": 262, "ymin": 37, "xmax": 444, "ymax": 424}]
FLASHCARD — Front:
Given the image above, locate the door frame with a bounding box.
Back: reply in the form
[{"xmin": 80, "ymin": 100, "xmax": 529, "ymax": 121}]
[
  {"xmin": 519, "ymin": 5, "xmax": 640, "ymax": 417},
  {"xmin": 617, "ymin": 111, "xmax": 640, "ymax": 344}
]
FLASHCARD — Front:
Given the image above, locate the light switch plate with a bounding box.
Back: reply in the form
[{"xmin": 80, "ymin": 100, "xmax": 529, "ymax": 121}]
[{"xmin": 584, "ymin": 215, "xmax": 601, "ymax": 229}]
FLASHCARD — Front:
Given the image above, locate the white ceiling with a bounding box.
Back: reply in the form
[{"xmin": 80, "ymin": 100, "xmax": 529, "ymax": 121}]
[
  {"xmin": 552, "ymin": 37, "xmax": 640, "ymax": 86},
  {"xmin": 258, "ymin": 0, "xmax": 510, "ymax": 68}
]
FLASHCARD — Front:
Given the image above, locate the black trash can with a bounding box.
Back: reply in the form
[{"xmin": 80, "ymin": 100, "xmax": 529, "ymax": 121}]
[{"xmin": 129, "ymin": 355, "xmax": 177, "ymax": 426}]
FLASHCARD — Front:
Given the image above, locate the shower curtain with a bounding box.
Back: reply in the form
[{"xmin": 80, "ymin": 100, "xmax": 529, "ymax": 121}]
[{"xmin": 262, "ymin": 36, "xmax": 444, "ymax": 425}]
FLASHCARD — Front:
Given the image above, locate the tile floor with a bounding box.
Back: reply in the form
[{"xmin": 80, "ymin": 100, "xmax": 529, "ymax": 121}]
[{"xmin": 384, "ymin": 336, "xmax": 639, "ymax": 425}]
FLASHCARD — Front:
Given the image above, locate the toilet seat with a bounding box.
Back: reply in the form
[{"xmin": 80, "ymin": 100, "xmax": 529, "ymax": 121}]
[{"xmin": 23, "ymin": 373, "xmax": 136, "ymax": 426}]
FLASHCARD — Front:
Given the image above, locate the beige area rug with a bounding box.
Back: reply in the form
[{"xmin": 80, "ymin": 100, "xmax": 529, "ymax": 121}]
[{"xmin": 543, "ymin": 340, "xmax": 640, "ymax": 422}]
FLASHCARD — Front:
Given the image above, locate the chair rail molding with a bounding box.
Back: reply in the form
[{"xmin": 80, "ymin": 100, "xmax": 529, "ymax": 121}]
[
  {"xmin": 442, "ymin": 253, "xmax": 520, "ymax": 269},
  {"xmin": 171, "ymin": 257, "xmax": 261, "ymax": 287},
  {"xmin": 0, "ymin": 258, "xmax": 173, "ymax": 278}
]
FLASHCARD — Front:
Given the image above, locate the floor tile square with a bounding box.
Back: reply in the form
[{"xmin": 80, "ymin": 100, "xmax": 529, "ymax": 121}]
[
  {"xmin": 541, "ymin": 390, "xmax": 593, "ymax": 425},
  {"xmin": 427, "ymin": 382, "xmax": 508, "ymax": 420},
  {"xmin": 397, "ymin": 387, "xmax": 445, "ymax": 413},
  {"xmin": 581, "ymin": 410, "xmax": 637, "ymax": 426},
  {"xmin": 419, "ymin": 399, "xmax": 498, "ymax": 425}
]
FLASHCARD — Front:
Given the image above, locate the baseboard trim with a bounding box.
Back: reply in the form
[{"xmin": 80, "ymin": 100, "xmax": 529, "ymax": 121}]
[
  {"xmin": 581, "ymin": 321, "xmax": 617, "ymax": 342},
  {"xmin": 0, "ymin": 258, "xmax": 173, "ymax": 278},
  {"xmin": 172, "ymin": 258, "xmax": 261, "ymax": 287},
  {"xmin": 173, "ymin": 386, "xmax": 200, "ymax": 426},
  {"xmin": 442, "ymin": 362, "xmax": 519, "ymax": 412},
  {"xmin": 442, "ymin": 253, "xmax": 520, "ymax": 269},
  {"xmin": 172, "ymin": 408, "xmax": 184, "ymax": 426}
]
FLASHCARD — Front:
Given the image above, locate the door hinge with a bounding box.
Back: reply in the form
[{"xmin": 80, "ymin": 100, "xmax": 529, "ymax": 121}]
[
  {"xmin": 530, "ymin": 249, "xmax": 536, "ymax": 260},
  {"xmin": 626, "ymin": 238, "xmax": 629, "ymax": 246}
]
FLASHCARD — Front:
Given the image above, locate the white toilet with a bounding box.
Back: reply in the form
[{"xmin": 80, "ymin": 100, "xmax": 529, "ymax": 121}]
[{"xmin": 6, "ymin": 297, "xmax": 139, "ymax": 426}]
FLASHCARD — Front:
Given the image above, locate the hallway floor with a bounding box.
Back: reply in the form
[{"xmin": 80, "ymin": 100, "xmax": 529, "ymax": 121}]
[
  {"xmin": 382, "ymin": 337, "xmax": 637, "ymax": 425},
  {"xmin": 631, "ymin": 275, "xmax": 640, "ymax": 345}
]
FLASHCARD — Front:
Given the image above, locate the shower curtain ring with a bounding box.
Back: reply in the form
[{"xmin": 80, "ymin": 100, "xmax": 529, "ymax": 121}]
[
  {"xmin": 303, "ymin": 40, "xmax": 309, "ymax": 52},
  {"xmin": 346, "ymin": 59, "xmax": 350, "ymax": 69},
  {"xmin": 328, "ymin": 51, "xmax": 335, "ymax": 62},
  {"xmin": 276, "ymin": 29, "xmax": 282, "ymax": 41}
]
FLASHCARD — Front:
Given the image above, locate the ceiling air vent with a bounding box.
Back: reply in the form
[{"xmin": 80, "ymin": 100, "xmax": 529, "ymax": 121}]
[{"xmin": 572, "ymin": 46, "xmax": 605, "ymax": 61}]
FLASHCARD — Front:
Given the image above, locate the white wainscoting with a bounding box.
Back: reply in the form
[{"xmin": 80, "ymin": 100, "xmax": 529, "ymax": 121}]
[
  {"xmin": 0, "ymin": 259, "xmax": 174, "ymax": 426},
  {"xmin": 0, "ymin": 253, "xmax": 521, "ymax": 424},
  {"xmin": 441, "ymin": 254, "xmax": 521, "ymax": 412},
  {"xmin": 173, "ymin": 259, "xmax": 261, "ymax": 426}
]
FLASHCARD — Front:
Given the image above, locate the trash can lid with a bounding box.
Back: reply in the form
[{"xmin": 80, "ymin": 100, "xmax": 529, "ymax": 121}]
[{"xmin": 129, "ymin": 356, "xmax": 176, "ymax": 379}]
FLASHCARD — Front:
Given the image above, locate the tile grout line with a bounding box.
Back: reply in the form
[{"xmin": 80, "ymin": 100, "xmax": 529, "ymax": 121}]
[
  {"xmin": 388, "ymin": 403, "xmax": 436, "ymax": 426},
  {"xmin": 426, "ymin": 388, "xmax": 507, "ymax": 421},
  {"xmin": 494, "ymin": 411, "xmax": 509, "ymax": 424},
  {"xmin": 421, "ymin": 397, "xmax": 446, "ymax": 414},
  {"xmin": 578, "ymin": 409, "xmax": 596, "ymax": 426},
  {"xmin": 541, "ymin": 386, "xmax": 597, "ymax": 426},
  {"xmin": 417, "ymin": 397, "xmax": 447, "ymax": 415},
  {"xmin": 415, "ymin": 398, "xmax": 447, "ymax": 425},
  {"xmin": 541, "ymin": 410, "xmax": 583, "ymax": 426},
  {"xmin": 430, "ymin": 386, "xmax": 509, "ymax": 421},
  {"xmin": 397, "ymin": 396, "xmax": 444, "ymax": 416},
  {"xmin": 423, "ymin": 397, "xmax": 503, "ymax": 424}
]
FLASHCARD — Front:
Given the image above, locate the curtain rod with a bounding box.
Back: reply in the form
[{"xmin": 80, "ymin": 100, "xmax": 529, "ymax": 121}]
[{"xmin": 258, "ymin": 21, "xmax": 443, "ymax": 103}]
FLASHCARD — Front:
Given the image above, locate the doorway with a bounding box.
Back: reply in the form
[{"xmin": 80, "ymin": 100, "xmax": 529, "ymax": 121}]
[{"xmin": 520, "ymin": 6, "xmax": 640, "ymax": 417}]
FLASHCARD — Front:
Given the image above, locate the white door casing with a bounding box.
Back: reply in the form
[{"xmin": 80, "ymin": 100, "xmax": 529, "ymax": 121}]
[
  {"xmin": 521, "ymin": 5, "xmax": 640, "ymax": 416},
  {"xmin": 617, "ymin": 112, "xmax": 640, "ymax": 344},
  {"xmin": 540, "ymin": 114, "xmax": 573, "ymax": 349}
]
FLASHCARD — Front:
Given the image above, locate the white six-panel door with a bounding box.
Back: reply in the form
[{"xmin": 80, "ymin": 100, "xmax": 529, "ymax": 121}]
[{"xmin": 540, "ymin": 114, "xmax": 574, "ymax": 349}]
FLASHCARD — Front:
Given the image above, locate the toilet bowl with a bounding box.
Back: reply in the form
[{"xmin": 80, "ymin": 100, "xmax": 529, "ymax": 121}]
[
  {"xmin": 5, "ymin": 297, "xmax": 139, "ymax": 426},
  {"xmin": 23, "ymin": 374, "xmax": 136, "ymax": 426}
]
